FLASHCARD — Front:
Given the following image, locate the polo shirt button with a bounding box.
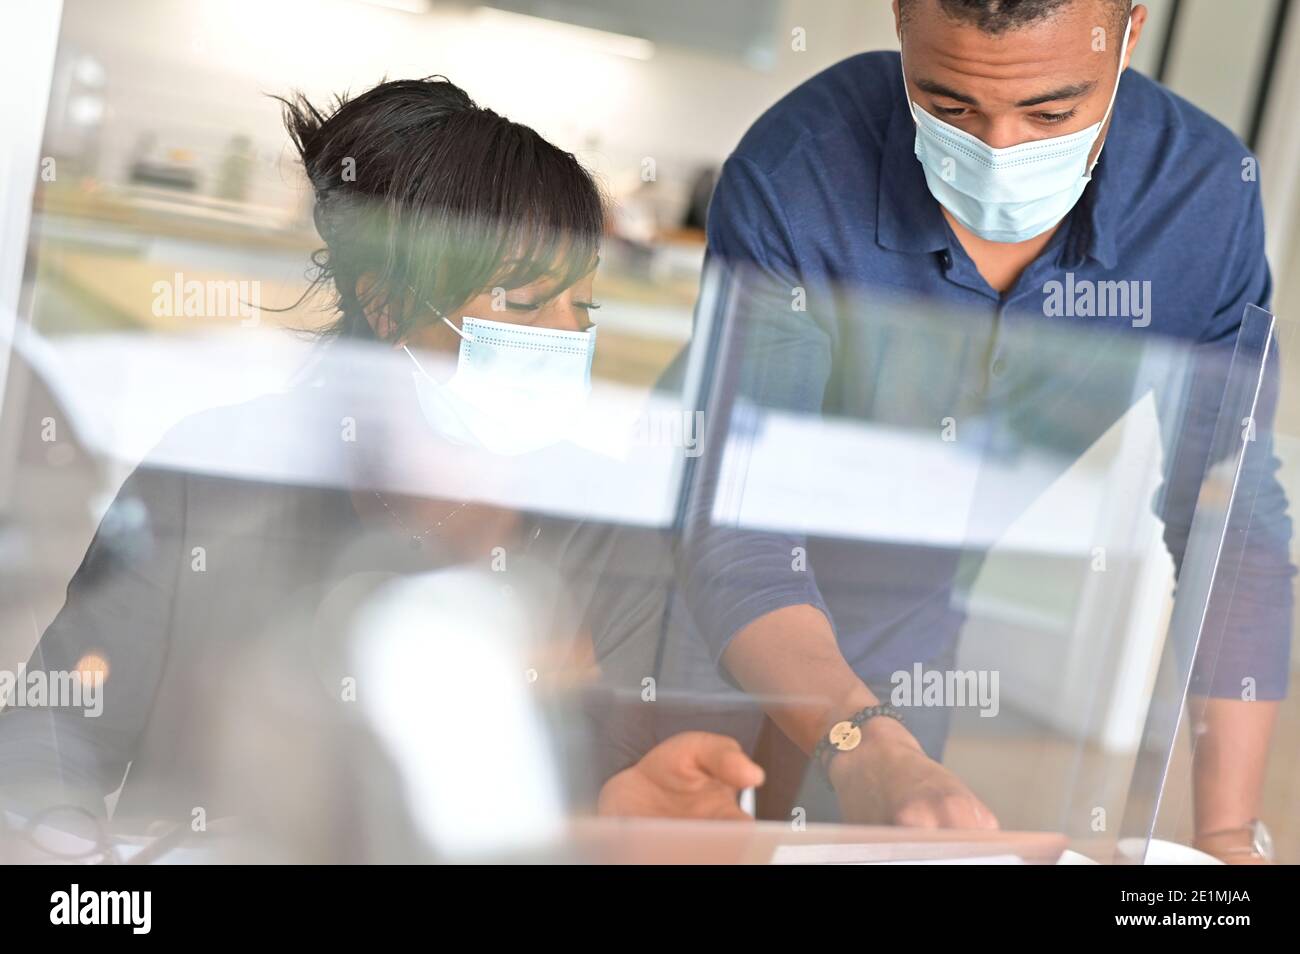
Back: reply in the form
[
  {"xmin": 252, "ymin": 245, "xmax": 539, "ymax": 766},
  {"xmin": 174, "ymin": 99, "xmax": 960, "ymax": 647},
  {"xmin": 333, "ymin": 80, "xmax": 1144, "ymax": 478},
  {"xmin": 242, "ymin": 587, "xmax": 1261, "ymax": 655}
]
[{"xmin": 940, "ymin": 251, "xmax": 952, "ymax": 268}]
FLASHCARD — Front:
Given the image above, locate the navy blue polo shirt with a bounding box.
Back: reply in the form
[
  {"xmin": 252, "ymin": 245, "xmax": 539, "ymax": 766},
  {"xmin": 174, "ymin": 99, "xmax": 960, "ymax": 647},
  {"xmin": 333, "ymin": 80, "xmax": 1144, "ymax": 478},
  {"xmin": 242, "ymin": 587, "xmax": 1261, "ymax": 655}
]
[{"xmin": 691, "ymin": 51, "xmax": 1293, "ymax": 700}]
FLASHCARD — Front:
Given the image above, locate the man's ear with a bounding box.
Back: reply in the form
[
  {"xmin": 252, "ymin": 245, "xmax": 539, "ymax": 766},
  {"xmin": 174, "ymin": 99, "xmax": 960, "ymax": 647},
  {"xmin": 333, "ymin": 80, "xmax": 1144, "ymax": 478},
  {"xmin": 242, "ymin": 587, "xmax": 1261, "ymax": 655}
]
[
  {"xmin": 355, "ymin": 272, "xmax": 399, "ymax": 343},
  {"xmin": 1124, "ymin": 4, "xmax": 1149, "ymax": 71}
]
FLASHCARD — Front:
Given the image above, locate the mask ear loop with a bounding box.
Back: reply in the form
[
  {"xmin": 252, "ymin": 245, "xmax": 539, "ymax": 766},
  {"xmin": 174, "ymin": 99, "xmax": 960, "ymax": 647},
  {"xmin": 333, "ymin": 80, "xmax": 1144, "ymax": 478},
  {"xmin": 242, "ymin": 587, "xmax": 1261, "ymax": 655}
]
[
  {"xmin": 899, "ymin": 41, "xmax": 920, "ymax": 124},
  {"xmin": 1086, "ymin": 15, "xmax": 1133, "ymax": 176},
  {"xmin": 402, "ymin": 288, "xmax": 476, "ymax": 375},
  {"xmin": 402, "ymin": 286, "xmax": 477, "ymax": 343},
  {"xmin": 402, "ymin": 320, "xmax": 472, "ymax": 379},
  {"xmin": 402, "ymin": 343, "xmax": 431, "ymax": 377},
  {"xmin": 438, "ymin": 314, "xmax": 475, "ymax": 343}
]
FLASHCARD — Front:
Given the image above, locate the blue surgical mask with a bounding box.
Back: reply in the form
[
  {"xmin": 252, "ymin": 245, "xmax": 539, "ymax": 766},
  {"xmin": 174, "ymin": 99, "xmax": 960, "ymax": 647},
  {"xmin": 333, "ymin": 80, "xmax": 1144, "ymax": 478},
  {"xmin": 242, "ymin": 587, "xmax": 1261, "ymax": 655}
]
[
  {"xmin": 904, "ymin": 17, "xmax": 1131, "ymax": 244},
  {"xmin": 405, "ymin": 315, "xmax": 597, "ymax": 456}
]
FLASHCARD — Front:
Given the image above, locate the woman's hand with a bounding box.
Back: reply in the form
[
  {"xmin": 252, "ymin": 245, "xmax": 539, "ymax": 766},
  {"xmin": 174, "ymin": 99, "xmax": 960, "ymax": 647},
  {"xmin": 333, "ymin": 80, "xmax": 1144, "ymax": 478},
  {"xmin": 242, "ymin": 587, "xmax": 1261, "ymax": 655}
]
[{"xmin": 597, "ymin": 732, "xmax": 764, "ymax": 820}]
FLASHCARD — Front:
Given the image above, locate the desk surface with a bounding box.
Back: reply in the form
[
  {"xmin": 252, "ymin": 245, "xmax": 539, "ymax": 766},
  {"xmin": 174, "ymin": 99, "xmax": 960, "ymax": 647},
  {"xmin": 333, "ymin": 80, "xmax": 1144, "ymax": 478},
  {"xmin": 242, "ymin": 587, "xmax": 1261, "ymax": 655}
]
[{"xmin": 569, "ymin": 819, "xmax": 1068, "ymax": 865}]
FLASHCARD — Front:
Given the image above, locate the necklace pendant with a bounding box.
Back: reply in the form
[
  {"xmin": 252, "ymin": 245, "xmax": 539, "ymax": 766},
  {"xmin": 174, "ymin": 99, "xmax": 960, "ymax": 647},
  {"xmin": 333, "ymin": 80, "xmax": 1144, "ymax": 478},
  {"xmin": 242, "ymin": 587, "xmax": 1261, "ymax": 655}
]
[{"xmin": 410, "ymin": 536, "xmax": 423, "ymax": 550}]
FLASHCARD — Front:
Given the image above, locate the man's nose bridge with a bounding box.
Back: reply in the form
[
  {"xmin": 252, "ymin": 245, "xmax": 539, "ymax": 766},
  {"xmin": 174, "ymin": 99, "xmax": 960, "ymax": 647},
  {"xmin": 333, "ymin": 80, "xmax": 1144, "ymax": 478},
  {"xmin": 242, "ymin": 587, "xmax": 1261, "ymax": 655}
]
[{"xmin": 981, "ymin": 115, "xmax": 1031, "ymax": 149}]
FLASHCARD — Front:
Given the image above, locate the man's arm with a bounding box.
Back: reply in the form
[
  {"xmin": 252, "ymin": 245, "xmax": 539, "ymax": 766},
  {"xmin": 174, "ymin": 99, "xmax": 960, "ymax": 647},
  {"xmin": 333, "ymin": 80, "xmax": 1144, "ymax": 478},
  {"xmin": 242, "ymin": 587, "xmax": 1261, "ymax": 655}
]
[
  {"xmin": 678, "ymin": 155, "xmax": 998, "ymax": 828},
  {"xmin": 1189, "ymin": 696, "xmax": 1278, "ymax": 862},
  {"xmin": 1152, "ymin": 179, "xmax": 1293, "ymax": 856},
  {"xmin": 721, "ymin": 604, "xmax": 998, "ymax": 828}
]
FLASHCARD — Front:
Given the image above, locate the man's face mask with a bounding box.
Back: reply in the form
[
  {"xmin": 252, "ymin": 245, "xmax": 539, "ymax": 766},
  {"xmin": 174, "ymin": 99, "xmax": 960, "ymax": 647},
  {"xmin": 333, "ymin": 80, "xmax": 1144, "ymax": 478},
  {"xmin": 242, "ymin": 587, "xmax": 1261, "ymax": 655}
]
[
  {"xmin": 405, "ymin": 314, "xmax": 597, "ymax": 456},
  {"xmin": 904, "ymin": 16, "xmax": 1132, "ymax": 244}
]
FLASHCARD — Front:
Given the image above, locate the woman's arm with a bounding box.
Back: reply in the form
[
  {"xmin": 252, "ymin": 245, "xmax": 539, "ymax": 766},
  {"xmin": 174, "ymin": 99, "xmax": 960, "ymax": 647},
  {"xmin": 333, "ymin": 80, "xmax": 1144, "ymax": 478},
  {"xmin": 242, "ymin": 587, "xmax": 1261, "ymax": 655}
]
[{"xmin": 0, "ymin": 463, "xmax": 186, "ymax": 814}]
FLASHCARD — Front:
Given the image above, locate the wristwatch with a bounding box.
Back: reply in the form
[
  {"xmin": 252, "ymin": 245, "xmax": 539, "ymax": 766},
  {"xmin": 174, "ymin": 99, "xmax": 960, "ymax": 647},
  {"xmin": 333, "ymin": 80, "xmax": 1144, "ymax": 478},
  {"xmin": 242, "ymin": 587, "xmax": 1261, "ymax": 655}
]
[
  {"xmin": 813, "ymin": 704, "xmax": 903, "ymax": 783},
  {"xmin": 1195, "ymin": 819, "xmax": 1274, "ymax": 861}
]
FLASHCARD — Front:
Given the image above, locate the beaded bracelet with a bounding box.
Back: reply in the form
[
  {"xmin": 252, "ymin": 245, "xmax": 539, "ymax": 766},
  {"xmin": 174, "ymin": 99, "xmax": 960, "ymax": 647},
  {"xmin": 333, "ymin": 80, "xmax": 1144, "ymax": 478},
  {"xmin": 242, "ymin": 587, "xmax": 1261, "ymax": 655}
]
[{"xmin": 813, "ymin": 704, "xmax": 904, "ymax": 785}]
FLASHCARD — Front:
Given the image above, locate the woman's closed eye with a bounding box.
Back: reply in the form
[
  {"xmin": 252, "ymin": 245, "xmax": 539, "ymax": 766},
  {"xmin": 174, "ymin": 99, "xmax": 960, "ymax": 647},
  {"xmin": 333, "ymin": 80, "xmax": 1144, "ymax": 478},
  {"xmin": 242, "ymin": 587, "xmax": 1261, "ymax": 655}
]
[{"xmin": 502, "ymin": 299, "xmax": 602, "ymax": 314}]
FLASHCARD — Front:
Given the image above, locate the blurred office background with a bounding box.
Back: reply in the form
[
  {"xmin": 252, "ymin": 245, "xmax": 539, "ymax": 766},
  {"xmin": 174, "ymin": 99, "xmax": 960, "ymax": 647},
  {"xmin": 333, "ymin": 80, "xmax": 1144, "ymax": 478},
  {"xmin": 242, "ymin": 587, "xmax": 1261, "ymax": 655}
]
[{"xmin": 2, "ymin": 0, "xmax": 1299, "ymax": 859}]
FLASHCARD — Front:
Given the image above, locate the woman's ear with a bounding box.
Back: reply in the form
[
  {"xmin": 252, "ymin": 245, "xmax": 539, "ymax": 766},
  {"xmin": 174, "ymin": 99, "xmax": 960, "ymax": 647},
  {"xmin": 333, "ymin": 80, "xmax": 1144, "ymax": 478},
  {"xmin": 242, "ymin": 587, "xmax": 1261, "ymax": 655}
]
[{"xmin": 355, "ymin": 273, "xmax": 401, "ymax": 344}]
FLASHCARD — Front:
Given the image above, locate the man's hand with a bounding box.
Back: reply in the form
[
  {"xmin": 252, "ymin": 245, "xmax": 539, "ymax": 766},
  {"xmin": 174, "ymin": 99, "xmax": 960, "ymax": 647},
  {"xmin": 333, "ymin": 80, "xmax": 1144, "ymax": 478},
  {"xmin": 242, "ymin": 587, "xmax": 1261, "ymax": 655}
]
[
  {"xmin": 718, "ymin": 604, "xmax": 996, "ymax": 828},
  {"xmin": 828, "ymin": 717, "xmax": 999, "ymax": 829},
  {"xmin": 597, "ymin": 731, "xmax": 764, "ymax": 820}
]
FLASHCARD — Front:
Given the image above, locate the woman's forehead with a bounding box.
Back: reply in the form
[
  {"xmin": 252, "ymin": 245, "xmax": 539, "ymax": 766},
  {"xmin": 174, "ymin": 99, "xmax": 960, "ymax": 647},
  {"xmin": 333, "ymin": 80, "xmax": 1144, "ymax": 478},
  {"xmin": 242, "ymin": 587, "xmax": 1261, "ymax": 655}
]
[{"xmin": 489, "ymin": 252, "xmax": 599, "ymax": 294}]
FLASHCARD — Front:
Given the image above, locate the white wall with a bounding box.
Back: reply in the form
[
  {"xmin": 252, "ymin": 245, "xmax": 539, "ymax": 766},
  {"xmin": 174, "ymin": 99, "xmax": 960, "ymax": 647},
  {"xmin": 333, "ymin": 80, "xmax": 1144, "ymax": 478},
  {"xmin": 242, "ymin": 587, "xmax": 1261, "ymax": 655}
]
[
  {"xmin": 52, "ymin": 0, "xmax": 899, "ymax": 207},
  {"xmin": 1161, "ymin": 0, "xmax": 1279, "ymax": 138}
]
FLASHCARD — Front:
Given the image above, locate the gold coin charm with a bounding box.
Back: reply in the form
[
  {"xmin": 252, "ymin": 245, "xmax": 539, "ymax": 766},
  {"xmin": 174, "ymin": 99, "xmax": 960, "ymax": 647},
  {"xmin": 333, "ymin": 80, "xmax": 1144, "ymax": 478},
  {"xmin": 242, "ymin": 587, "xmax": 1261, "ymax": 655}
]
[{"xmin": 829, "ymin": 720, "xmax": 862, "ymax": 752}]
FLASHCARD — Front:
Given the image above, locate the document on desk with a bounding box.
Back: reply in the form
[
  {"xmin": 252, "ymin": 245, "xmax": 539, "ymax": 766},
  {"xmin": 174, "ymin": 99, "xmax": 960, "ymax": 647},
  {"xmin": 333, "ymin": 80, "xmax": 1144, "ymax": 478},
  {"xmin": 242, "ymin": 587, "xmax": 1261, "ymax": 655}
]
[
  {"xmin": 711, "ymin": 409, "xmax": 1094, "ymax": 553},
  {"xmin": 770, "ymin": 844, "xmax": 1025, "ymax": 865}
]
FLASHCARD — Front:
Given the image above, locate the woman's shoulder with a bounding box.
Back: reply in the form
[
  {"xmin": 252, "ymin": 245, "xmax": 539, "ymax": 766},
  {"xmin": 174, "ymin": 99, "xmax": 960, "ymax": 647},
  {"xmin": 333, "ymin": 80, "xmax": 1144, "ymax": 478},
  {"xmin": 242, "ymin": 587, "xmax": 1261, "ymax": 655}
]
[
  {"xmin": 147, "ymin": 385, "xmax": 349, "ymax": 492},
  {"xmin": 115, "ymin": 386, "xmax": 355, "ymax": 538}
]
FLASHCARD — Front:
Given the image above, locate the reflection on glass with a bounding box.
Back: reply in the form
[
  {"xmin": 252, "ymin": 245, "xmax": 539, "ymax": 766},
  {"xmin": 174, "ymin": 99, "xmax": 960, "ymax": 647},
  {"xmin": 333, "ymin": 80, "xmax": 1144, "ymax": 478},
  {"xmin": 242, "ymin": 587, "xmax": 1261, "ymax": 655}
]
[{"xmin": 1, "ymin": 12, "xmax": 1294, "ymax": 863}]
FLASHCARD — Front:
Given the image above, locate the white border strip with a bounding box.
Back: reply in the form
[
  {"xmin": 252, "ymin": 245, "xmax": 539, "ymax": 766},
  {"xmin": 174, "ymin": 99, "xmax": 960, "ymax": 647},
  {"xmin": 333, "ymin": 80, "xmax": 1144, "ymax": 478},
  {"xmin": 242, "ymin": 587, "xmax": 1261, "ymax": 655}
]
[{"xmin": 0, "ymin": 0, "xmax": 63, "ymax": 378}]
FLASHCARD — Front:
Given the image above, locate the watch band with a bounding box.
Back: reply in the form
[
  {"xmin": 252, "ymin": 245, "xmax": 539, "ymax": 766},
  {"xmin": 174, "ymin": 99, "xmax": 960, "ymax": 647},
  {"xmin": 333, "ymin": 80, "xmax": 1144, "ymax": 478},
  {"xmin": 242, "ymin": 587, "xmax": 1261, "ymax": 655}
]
[
  {"xmin": 1194, "ymin": 820, "xmax": 1273, "ymax": 861},
  {"xmin": 813, "ymin": 704, "xmax": 903, "ymax": 784}
]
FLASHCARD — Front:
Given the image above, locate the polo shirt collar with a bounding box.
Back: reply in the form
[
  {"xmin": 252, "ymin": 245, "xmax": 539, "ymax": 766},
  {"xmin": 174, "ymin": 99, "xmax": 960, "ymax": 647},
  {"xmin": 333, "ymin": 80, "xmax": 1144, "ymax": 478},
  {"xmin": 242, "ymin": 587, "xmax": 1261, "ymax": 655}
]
[
  {"xmin": 1068, "ymin": 143, "xmax": 1121, "ymax": 269},
  {"xmin": 876, "ymin": 93, "xmax": 949, "ymax": 255}
]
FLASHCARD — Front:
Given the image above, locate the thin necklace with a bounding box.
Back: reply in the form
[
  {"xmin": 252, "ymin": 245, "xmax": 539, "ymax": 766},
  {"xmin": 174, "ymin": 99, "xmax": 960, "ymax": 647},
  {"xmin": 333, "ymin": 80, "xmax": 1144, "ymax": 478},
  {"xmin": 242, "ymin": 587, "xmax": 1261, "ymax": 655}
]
[{"xmin": 372, "ymin": 491, "xmax": 469, "ymax": 550}]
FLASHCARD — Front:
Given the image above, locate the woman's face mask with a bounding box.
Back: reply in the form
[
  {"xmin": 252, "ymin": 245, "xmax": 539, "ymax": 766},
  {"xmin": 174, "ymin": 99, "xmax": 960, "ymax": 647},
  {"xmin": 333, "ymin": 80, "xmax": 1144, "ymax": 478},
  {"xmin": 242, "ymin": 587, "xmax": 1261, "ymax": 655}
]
[
  {"xmin": 904, "ymin": 16, "xmax": 1132, "ymax": 244},
  {"xmin": 397, "ymin": 270, "xmax": 600, "ymax": 456},
  {"xmin": 406, "ymin": 314, "xmax": 598, "ymax": 456}
]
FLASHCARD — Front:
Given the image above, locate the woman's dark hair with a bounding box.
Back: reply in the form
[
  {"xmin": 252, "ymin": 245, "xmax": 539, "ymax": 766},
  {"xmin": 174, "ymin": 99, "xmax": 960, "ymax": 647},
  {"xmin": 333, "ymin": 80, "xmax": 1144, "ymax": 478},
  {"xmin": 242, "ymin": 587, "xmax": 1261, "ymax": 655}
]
[{"xmin": 275, "ymin": 76, "xmax": 604, "ymax": 340}]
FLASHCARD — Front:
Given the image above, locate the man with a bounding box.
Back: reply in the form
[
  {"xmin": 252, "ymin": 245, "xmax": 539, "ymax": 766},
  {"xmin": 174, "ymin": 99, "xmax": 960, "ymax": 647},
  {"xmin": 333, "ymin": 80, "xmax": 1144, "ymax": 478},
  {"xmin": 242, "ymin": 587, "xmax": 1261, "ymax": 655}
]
[{"xmin": 690, "ymin": 0, "xmax": 1291, "ymax": 860}]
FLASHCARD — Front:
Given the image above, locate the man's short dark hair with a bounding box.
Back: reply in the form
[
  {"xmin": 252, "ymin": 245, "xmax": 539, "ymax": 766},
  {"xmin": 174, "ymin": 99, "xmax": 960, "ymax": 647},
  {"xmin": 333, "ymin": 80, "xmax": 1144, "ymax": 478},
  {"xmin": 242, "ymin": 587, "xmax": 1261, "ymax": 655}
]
[{"xmin": 899, "ymin": 0, "xmax": 1131, "ymax": 36}]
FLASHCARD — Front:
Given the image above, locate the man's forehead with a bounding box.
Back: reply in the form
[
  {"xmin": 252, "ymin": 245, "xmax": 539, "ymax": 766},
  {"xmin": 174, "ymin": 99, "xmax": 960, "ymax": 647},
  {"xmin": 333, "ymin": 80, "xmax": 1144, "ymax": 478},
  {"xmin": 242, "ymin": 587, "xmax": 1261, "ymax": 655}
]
[
  {"xmin": 901, "ymin": 0, "xmax": 1121, "ymax": 56},
  {"xmin": 902, "ymin": 0, "xmax": 1120, "ymax": 103},
  {"xmin": 901, "ymin": 0, "xmax": 1123, "ymax": 37}
]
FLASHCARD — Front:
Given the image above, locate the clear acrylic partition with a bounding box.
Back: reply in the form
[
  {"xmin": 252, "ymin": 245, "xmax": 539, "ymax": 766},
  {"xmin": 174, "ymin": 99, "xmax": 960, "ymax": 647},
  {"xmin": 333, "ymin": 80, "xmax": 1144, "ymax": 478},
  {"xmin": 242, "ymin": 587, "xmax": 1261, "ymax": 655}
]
[
  {"xmin": 1135, "ymin": 304, "xmax": 1294, "ymax": 862},
  {"xmin": 656, "ymin": 263, "xmax": 1277, "ymax": 863},
  {"xmin": 0, "ymin": 0, "xmax": 1286, "ymax": 860},
  {"xmin": 0, "ymin": 210, "xmax": 708, "ymax": 861},
  {"xmin": 1, "ymin": 235, "xmax": 1276, "ymax": 861},
  {"xmin": 1116, "ymin": 305, "xmax": 1276, "ymax": 862}
]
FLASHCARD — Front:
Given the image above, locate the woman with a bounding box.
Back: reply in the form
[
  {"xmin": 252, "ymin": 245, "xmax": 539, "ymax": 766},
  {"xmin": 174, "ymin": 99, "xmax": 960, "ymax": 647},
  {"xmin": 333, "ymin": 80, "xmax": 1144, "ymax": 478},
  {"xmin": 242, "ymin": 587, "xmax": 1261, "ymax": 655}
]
[{"xmin": 0, "ymin": 76, "xmax": 760, "ymax": 850}]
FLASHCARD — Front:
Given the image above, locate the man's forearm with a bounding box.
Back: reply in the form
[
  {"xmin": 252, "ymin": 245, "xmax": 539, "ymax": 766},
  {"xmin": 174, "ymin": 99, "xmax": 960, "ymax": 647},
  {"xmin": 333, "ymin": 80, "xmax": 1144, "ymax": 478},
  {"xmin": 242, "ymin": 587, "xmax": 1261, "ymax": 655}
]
[
  {"xmin": 1189, "ymin": 695, "xmax": 1278, "ymax": 836},
  {"xmin": 720, "ymin": 603, "xmax": 891, "ymax": 752},
  {"xmin": 719, "ymin": 603, "xmax": 996, "ymax": 829}
]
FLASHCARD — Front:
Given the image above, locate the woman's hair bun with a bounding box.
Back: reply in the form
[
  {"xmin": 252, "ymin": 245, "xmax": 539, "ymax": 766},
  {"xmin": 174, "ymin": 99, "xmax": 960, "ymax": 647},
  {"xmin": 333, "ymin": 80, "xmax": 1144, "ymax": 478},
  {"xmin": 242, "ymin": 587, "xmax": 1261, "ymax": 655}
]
[{"xmin": 278, "ymin": 77, "xmax": 476, "ymax": 208}]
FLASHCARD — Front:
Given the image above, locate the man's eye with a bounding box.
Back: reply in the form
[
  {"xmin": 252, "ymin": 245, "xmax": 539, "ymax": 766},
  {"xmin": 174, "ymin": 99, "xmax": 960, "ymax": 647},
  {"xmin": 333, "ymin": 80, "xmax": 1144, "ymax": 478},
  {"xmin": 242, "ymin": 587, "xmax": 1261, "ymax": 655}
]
[
  {"xmin": 1035, "ymin": 108, "xmax": 1078, "ymax": 124},
  {"xmin": 503, "ymin": 301, "xmax": 541, "ymax": 312},
  {"xmin": 575, "ymin": 301, "xmax": 602, "ymax": 311},
  {"xmin": 935, "ymin": 105, "xmax": 969, "ymax": 118}
]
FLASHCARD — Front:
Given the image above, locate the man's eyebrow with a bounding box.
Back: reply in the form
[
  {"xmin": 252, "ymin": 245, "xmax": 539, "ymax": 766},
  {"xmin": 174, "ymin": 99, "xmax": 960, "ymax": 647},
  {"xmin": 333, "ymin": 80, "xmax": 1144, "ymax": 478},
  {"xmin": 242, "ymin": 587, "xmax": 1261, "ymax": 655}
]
[
  {"xmin": 1015, "ymin": 80, "xmax": 1097, "ymax": 107},
  {"xmin": 913, "ymin": 78, "xmax": 1099, "ymax": 109},
  {"xmin": 915, "ymin": 78, "xmax": 979, "ymax": 106}
]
